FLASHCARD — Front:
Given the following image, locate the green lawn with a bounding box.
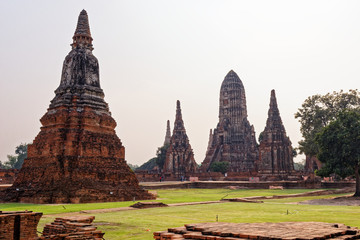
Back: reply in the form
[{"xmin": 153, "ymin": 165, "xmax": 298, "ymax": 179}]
[
  {"xmin": 1, "ymin": 188, "xmax": 358, "ymax": 240},
  {"xmin": 90, "ymin": 202, "xmax": 360, "ymax": 240},
  {"xmin": 0, "ymin": 189, "xmax": 318, "ymax": 215}
]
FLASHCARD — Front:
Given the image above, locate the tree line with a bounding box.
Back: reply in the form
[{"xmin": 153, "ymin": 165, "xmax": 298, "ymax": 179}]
[{"xmin": 295, "ymin": 89, "xmax": 360, "ymax": 196}]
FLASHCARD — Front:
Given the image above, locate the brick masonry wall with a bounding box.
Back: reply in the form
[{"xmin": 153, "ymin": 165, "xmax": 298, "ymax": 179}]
[
  {"xmin": 0, "ymin": 169, "xmax": 19, "ymax": 184},
  {"xmin": 0, "ymin": 211, "xmax": 42, "ymax": 240}
]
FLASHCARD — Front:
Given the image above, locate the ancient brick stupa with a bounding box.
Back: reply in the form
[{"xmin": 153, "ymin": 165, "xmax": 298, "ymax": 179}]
[
  {"xmin": 163, "ymin": 101, "xmax": 198, "ymax": 178},
  {"xmin": 0, "ymin": 10, "xmax": 154, "ymax": 203},
  {"xmin": 201, "ymin": 70, "xmax": 259, "ymax": 172},
  {"xmin": 258, "ymin": 90, "xmax": 294, "ymax": 174}
]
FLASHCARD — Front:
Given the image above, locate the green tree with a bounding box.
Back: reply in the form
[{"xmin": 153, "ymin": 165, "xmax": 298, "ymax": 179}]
[
  {"xmin": 293, "ymin": 159, "xmax": 305, "ymax": 171},
  {"xmin": 127, "ymin": 163, "xmax": 139, "ymax": 171},
  {"xmin": 14, "ymin": 143, "xmax": 28, "ymax": 169},
  {"xmin": 315, "ymin": 111, "xmax": 360, "ymax": 196},
  {"xmin": 258, "ymin": 131, "xmax": 264, "ymax": 143},
  {"xmin": 155, "ymin": 144, "xmax": 169, "ymax": 170},
  {"xmin": 210, "ymin": 161, "xmax": 229, "ymax": 174},
  {"xmin": 137, "ymin": 158, "xmax": 158, "ymax": 171},
  {"xmin": 1, "ymin": 143, "xmax": 28, "ymax": 169},
  {"xmin": 3, "ymin": 155, "xmax": 18, "ymax": 169},
  {"xmin": 295, "ymin": 90, "xmax": 360, "ymax": 158},
  {"xmin": 138, "ymin": 144, "xmax": 169, "ymax": 171}
]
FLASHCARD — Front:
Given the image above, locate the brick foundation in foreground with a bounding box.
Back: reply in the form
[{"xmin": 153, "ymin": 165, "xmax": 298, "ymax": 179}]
[{"xmin": 154, "ymin": 222, "xmax": 360, "ymax": 240}]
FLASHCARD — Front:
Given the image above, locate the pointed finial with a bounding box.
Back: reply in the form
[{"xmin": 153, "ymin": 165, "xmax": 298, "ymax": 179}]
[
  {"xmin": 71, "ymin": 9, "xmax": 93, "ymax": 50},
  {"xmin": 174, "ymin": 100, "xmax": 184, "ymax": 126},
  {"xmin": 270, "ymin": 89, "xmax": 278, "ymax": 109},
  {"xmin": 224, "ymin": 69, "xmax": 242, "ymax": 83},
  {"xmin": 227, "ymin": 69, "xmax": 235, "ymax": 76},
  {"xmin": 271, "ymin": 89, "xmax": 276, "ymax": 97}
]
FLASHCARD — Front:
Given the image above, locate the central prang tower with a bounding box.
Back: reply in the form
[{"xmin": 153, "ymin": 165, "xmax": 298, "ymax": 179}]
[
  {"xmin": 201, "ymin": 70, "xmax": 259, "ymax": 172},
  {"xmin": 1, "ymin": 10, "xmax": 154, "ymax": 203}
]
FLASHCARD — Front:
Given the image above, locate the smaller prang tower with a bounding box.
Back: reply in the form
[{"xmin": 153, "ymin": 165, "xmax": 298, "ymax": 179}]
[
  {"xmin": 258, "ymin": 90, "xmax": 294, "ymax": 174},
  {"xmin": 0, "ymin": 10, "xmax": 154, "ymax": 203},
  {"xmin": 164, "ymin": 101, "xmax": 198, "ymax": 178},
  {"xmin": 164, "ymin": 120, "xmax": 171, "ymax": 145},
  {"xmin": 201, "ymin": 70, "xmax": 259, "ymax": 172}
]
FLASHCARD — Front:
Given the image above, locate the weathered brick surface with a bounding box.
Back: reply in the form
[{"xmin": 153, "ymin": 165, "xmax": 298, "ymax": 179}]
[
  {"xmin": 0, "ymin": 169, "xmax": 18, "ymax": 184},
  {"xmin": 155, "ymin": 222, "xmax": 360, "ymax": 240},
  {"xmin": 0, "ymin": 211, "xmax": 42, "ymax": 240},
  {"xmin": 258, "ymin": 90, "xmax": 294, "ymax": 175},
  {"xmin": 0, "ymin": 10, "xmax": 154, "ymax": 203},
  {"xmin": 305, "ymin": 155, "xmax": 322, "ymax": 173}
]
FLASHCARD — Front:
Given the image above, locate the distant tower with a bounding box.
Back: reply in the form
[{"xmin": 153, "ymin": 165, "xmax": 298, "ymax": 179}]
[
  {"xmin": 0, "ymin": 10, "xmax": 154, "ymax": 203},
  {"xmin": 164, "ymin": 100, "xmax": 198, "ymax": 177},
  {"xmin": 259, "ymin": 90, "xmax": 294, "ymax": 174},
  {"xmin": 201, "ymin": 70, "xmax": 259, "ymax": 172},
  {"xmin": 164, "ymin": 120, "xmax": 171, "ymax": 145}
]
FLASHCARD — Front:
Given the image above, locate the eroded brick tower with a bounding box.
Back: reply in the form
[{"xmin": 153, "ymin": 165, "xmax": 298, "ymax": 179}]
[
  {"xmin": 164, "ymin": 101, "xmax": 198, "ymax": 178},
  {"xmin": 164, "ymin": 120, "xmax": 171, "ymax": 145},
  {"xmin": 201, "ymin": 70, "xmax": 259, "ymax": 172},
  {"xmin": 0, "ymin": 10, "xmax": 154, "ymax": 203},
  {"xmin": 258, "ymin": 90, "xmax": 294, "ymax": 174}
]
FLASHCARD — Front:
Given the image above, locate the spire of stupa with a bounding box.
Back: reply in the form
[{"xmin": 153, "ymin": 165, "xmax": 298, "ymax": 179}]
[
  {"xmin": 71, "ymin": 9, "xmax": 93, "ymax": 50},
  {"xmin": 174, "ymin": 100, "xmax": 185, "ymax": 133},
  {"xmin": 51, "ymin": 10, "xmax": 105, "ymax": 111},
  {"xmin": 265, "ymin": 89, "xmax": 284, "ymax": 132},
  {"xmin": 269, "ymin": 89, "xmax": 279, "ymax": 115}
]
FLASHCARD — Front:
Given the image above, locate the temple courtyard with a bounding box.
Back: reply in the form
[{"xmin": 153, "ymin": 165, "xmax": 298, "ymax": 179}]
[{"xmin": 1, "ymin": 187, "xmax": 360, "ymax": 239}]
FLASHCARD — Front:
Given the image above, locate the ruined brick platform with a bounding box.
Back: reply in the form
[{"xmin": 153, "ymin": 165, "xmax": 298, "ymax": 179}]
[
  {"xmin": 39, "ymin": 216, "xmax": 104, "ymax": 239},
  {"xmin": 130, "ymin": 202, "xmax": 168, "ymax": 209},
  {"xmin": 154, "ymin": 222, "xmax": 360, "ymax": 240}
]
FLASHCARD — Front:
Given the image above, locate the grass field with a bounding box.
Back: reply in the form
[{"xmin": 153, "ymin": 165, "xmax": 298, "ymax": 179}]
[{"xmin": 0, "ymin": 188, "xmax": 357, "ymax": 240}]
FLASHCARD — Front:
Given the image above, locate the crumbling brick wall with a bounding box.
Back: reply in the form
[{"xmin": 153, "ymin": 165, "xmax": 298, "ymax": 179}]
[{"xmin": 0, "ymin": 211, "xmax": 42, "ymax": 240}]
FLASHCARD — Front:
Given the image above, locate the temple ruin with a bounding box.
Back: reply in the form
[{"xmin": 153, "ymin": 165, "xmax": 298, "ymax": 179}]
[
  {"xmin": 0, "ymin": 10, "xmax": 154, "ymax": 203},
  {"xmin": 258, "ymin": 90, "xmax": 294, "ymax": 175},
  {"xmin": 163, "ymin": 100, "xmax": 198, "ymax": 178},
  {"xmin": 201, "ymin": 70, "xmax": 259, "ymax": 173}
]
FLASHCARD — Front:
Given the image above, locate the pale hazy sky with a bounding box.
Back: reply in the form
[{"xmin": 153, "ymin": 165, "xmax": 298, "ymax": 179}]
[{"xmin": 1, "ymin": 0, "xmax": 360, "ymax": 166}]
